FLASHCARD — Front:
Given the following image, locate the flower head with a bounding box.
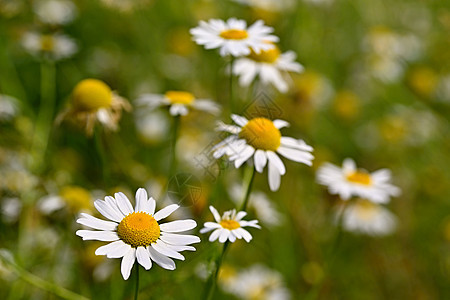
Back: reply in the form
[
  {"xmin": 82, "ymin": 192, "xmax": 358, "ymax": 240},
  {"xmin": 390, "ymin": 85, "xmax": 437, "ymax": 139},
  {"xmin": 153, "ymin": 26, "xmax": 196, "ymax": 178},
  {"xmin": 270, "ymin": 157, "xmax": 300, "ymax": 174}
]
[
  {"xmin": 213, "ymin": 115, "xmax": 314, "ymax": 191},
  {"xmin": 316, "ymin": 158, "xmax": 401, "ymax": 203},
  {"xmin": 34, "ymin": 0, "xmax": 77, "ymax": 25},
  {"xmin": 136, "ymin": 90, "xmax": 220, "ymax": 116},
  {"xmin": 233, "ymin": 43, "xmax": 304, "ymax": 93},
  {"xmin": 190, "ymin": 18, "xmax": 279, "ymax": 57},
  {"xmin": 200, "ymin": 206, "xmax": 261, "ymax": 243},
  {"xmin": 57, "ymin": 79, "xmax": 131, "ymax": 136},
  {"xmin": 21, "ymin": 31, "xmax": 77, "ymax": 61},
  {"xmin": 76, "ymin": 188, "xmax": 200, "ymax": 280},
  {"xmin": 337, "ymin": 199, "xmax": 397, "ymax": 236}
]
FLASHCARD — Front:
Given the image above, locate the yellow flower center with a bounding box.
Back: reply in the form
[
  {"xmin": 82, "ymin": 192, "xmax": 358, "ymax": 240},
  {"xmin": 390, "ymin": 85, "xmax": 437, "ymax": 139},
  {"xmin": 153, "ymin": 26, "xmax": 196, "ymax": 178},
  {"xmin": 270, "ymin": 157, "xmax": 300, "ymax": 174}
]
[
  {"xmin": 346, "ymin": 171, "xmax": 372, "ymax": 186},
  {"xmin": 220, "ymin": 219, "xmax": 241, "ymax": 230},
  {"xmin": 117, "ymin": 212, "xmax": 160, "ymax": 247},
  {"xmin": 164, "ymin": 91, "xmax": 195, "ymax": 105},
  {"xmin": 72, "ymin": 79, "xmax": 113, "ymax": 112},
  {"xmin": 60, "ymin": 186, "xmax": 93, "ymax": 212},
  {"xmin": 239, "ymin": 118, "xmax": 281, "ymax": 151},
  {"xmin": 220, "ymin": 29, "xmax": 248, "ymax": 40},
  {"xmin": 248, "ymin": 45, "xmax": 280, "ymax": 63},
  {"xmin": 40, "ymin": 35, "xmax": 55, "ymax": 52},
  {"xmin": 354, "ymin": 199, "xmax": 377, "ymax": 220}
]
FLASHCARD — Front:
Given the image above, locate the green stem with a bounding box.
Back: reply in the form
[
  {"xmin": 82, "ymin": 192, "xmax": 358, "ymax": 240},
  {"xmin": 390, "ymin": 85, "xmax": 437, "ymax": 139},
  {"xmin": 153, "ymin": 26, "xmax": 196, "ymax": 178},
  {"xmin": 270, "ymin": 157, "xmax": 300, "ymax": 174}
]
[
  {"xmin": 204, "ymin": 242, "xmax": 230, "ymax": 300},
  {"xmin": 169, "ymin": 115, "xmax": 181, "ymax": 176},
  {"xmin": 0, "ymin": 250, "xmax": 88, "ymax": 300},
  {"xmin": 134, "ymin": 263, "xmax": 140, "ymax": 300},
  {"xmin": 30, "ymin": 60, "xmax": 56, "ymax": 173},
  {"xmin": 94, "ymin": 126, "xmax": 110, "ymax": 183},
  {"xmin": 239, "ymin": 166, "xmax": 256, "ymax": 211}
]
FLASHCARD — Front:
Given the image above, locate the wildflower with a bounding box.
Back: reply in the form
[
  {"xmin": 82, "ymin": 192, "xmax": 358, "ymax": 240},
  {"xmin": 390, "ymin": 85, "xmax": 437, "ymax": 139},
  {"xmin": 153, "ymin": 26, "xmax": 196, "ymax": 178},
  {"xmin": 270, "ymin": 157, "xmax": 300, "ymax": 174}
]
[
  {"xmin": 38, "ymin": 185, "xmax": 94, "ymax": 215},
  {"xmin": 213, "ymin": 115, "xmax": 314, "ymax": 191},
  {"xmin": 34, "ymin": 0, "xmax": 77, "ymax": 25},
  {"xmin": 316, "ymin": 158, "xmax": 401, "ymax": 203},
  {"xmin": 337, "ymin": 199, "xmax": 397, "ymax": 236},
  {"xmin": 136, "ymin": 90, "xmax": 219, "ymax": 116},
  {"xmin": 220, "ymin": 264, "xmax": 291, "ymax": 300},
  {"xmin": 200, "ymin": 206, "xmax": 260, "ymax": 243},
  {"xmin": 233, "ymin": 43, "xmax": 304, "ymax": 93},
  {"xmin": 230, "ymin": 0, "xmax": 295, "ymax": 12},
  {"xmin": 57, "ymin": 79, "xmax": 131, "ymax": 136},
  {"xmin": 21, "ymin": 31, "xmax": 77, "ymax": 61},
  {"xmin": 190, "ymin": 18, "xmax": 279, "ymax": 57},
  {"xmin": 76, "ymin": 188, "xmax": 200, "ymax": 280}
]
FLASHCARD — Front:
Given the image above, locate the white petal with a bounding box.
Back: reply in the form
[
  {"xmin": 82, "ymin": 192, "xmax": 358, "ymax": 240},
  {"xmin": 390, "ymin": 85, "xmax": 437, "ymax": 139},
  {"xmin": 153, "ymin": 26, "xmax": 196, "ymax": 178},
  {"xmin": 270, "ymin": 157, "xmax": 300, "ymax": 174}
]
[
  {"xmin": 77, "ymin": 213, "xmax": 118, "ymax": 231},
  {"xmin": 148, "ymin": 197, "xmax": 156, "ymax": 215},
  {"xmin": 209, "ymin": 206, "xmax": 222, "ymax": 223},
  {"xmin": 167, "ymin": 245, "xmax": 196, "ymax": 252},
  {"xmin": 148, "ymin": 246, "xmax": 176, "ymax": 270},
  {"xmin": 135, "ymin": 188, "xmax": 148, "ymax": 212},
  {"xmin": 95, "ymin": 240, "xmax": 129, "ymax": 257},
  {"xmin": 280, "ymin": 137, "xmax": 313, "ymax": 152},
  {"xmin": 231, "ymin": 114, "xmax": 248, "ymax": 126},
  {"xmin": 234, "ymin": 146, "xmax": 255, "ymax": 168},
  {"xmin": 76, "ymin": 230, "xmax": 119, "ymax": 242},
  {"xmin": 121, "ymin": 248, "xmax": 136, "ymax": 280},
  {"xmin": 152, "ymin": 240, "xmax": 185, "ymax": 260},
  {"xmin": 160, "ymin": 220, "xmax": 197, "ymax": 232},
  {"xmin": 94, "ymin": 200, "xmax": 123, "ymax": 222},
  {"xmin": 115, "ymin": 192, "xmax": 134, "ymax": 216},
  {"xmin": 277, "ymin": 146, "xmax": 314, "ymax": 166},
  {"xmin": 254, "ymin": 150, "xmax": 268, "ymax": 173},
  {"xmin": 228, "ymin": 233, "xmax": 236, "ymax": 242},
  {"xmin": 273, "ymin": 119, "xmax": 290, "ymax": 129},
  {"xmin": 160, "ymin": 233, "xmax": 201, "ymax": 245},
  {"xmin": 235, "ymin": 211, "xmax": 247, "ymax": 221},
  {"xmin": 136, "ymin": 246, "xmax": 152, "ymax": 270},
  {"xmin": 266, "ymin": 151, "xmax": 286, "ymax": 175},
  {"xmin": 268, "ymin": 160, "xmax": 281, "ymax": 191},
  {"xmin": 105, "ymin": 241, "xmax": 132, "ymax": 258},
  {"xmin": 218, "ymin": 229, "xmax": 230, "ymax": 243},
  {"xmin": 209, "ymin": 228, "xmax": 222, "ymax": 242},
  {"xmin": 238, "ymin": 228, "xmax": 253, "ymax": 242},
  {"xmin": 154, "ymin": 204, "xmax": 179, "ymax": 221}
]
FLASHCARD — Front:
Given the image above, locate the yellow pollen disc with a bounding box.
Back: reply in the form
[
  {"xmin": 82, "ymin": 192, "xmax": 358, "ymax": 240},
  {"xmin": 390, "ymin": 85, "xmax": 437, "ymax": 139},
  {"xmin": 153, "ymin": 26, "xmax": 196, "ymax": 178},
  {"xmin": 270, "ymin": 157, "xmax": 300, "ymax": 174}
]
[
  {"xmin": 346, "ymin": 171, "xmax": 372, "ymax": 186},
  {"xmin": 72, "ymin": 79, "xmax": 113, "ymax": 112},
  {"xmin": 239, "ymin": 118, "xmax": 281, "ymax": 151},
  {"xmin": 117, "ymin": 212, "xmax": 160, "ymax": 247},
  {"xmin": 164, "ymin": 91, "xmax": 195, "ymax": 105},
  {"xmin": 40, "ymin": 35, "xmax": 55, "ymax": 52},
  {"xmin": 219, "ymin": 29, "xmax": 248, "ymax": 40},
  {"xmin": 220, "ymin": 219, "xmax": 241, "ymax": 230},
  {"xmin": 354, "ymin": 199, "xmax": 377, "ymax": 220},
  {"xmin": 248, "ymin": 45, "xmax": 280, "ymax": 63}
]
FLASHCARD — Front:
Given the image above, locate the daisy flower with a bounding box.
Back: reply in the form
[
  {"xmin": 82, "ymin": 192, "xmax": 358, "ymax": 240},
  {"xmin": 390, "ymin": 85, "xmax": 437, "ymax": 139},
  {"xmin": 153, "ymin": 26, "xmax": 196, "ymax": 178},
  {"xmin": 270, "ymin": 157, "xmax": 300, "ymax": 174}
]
[
  {"xmin": 200, "ymin": 206, "xmax": 260, "ymax": 243},
  {"xmin": 316, "ymin": 158, "xmax": 401, "ymax": 203},
  {"xmin": 136, "ymin": 90, "xmax": 220, "ymax": 116},
  {"xmin": 76, "ymin": 188, "xmax": 200, "ymax": 280},
  {"xmin": 213, "ymin": 114, "xmax": 314, "ymax": 191},
  {"xmin": 57, "ymin": 78, "xmax": 131, "ymax": 136},
  {"xmin": 337, "ymin": 199, "xmax": 397, "ymax": 236},
  {"xmin": 33, "ymin": 0, "xmax": 77, "ymax": 25},
  {"xmin": 190, "ymin": 18, "xmax": 279, "ymax": 57},
  {"xmin": 21, "ymin": 31, "xmax": 77, "ymax": 61},
  {"xmin": 233, "ymin": 43, "xmax": 304, "ymax": 93}
]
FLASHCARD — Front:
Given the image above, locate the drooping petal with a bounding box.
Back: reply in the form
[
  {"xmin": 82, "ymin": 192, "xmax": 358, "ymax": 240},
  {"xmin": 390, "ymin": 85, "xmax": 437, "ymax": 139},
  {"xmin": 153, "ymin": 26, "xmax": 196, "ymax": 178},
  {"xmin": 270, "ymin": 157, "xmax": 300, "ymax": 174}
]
[
  {"xmin": 121, "ymin": 248, "xmax": 136, "ymax": 280},
  {"xmin": 266, "ymin": 151, "xmax": 286, "ymax": 175},
  {"xmin": 152, "ymin": 240, "xmax": 185, "ymax": 260},
  {"xmin": 268, "ymin": 160, "xmax": 281, "ymax": 191},
  {"xmin": 76, "ymin": 230, "xmax": 119, "ymax": 242},
  {"xmin": 254, "ymin": 150, "xmax": 268, "ymax": 173},
  {"xmin": 77, "ymin": 213, "xmax": 118, "ymax": 231},
  {"xmin": 95, "ymin": 240, "xmax": 129, "ymax": 258},
  {"xmin": 136, "ymin": 246, "xmax": 152, "ymax": 270},
  {"xmin": 209, "ymin": 228, "xmax": 222, "ymax": 242},
  {"xmin": 147, "ymin": 246, "xmax": 176, "ymax": 270}
]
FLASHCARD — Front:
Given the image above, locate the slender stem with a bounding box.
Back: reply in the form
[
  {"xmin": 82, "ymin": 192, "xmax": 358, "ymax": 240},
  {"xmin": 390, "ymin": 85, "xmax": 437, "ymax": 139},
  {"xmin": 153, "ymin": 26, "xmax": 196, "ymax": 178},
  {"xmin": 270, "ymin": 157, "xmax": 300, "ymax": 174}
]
[
  {"xmin": 134, "ymin": 263, "xmax": 140, "ymax": 300},
  {"xmin": 204, "ymin": 242, "xmax": 230, "ymax": 300},
  {"xmin": 239, "ymin": 166, "xmax": 256, "ymax": 211},
  {"xmin": 94, "ymin": 126, "xmax": 109, "ymax": 183},
  {"xmin": 169, "ymin": 115, "xmax": 181, "ymax": 176}
]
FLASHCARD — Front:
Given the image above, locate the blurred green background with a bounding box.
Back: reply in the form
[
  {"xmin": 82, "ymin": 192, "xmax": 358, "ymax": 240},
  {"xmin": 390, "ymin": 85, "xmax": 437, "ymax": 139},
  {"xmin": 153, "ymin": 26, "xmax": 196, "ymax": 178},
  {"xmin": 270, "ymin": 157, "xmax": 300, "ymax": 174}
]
[{"xmin": 0, "ymin": 0, "xmax": 449, "ymax": 299}]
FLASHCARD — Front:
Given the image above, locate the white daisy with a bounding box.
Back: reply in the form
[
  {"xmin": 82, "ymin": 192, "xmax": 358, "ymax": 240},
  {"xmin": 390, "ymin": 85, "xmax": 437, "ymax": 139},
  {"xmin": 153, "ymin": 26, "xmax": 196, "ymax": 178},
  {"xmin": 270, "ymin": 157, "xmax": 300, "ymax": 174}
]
[
  {"xmin": 76, "ymin": 188, "xmax": 200, "ymax": 280},
  {"xmin": 190, "ymin": 18, "xmax": 279, "ymax": 57},
  {"xmin": 337, "ymin": 199, "xmax": 397, "ymax": 236},
  {"xmin": 200, "ymin": 206, "xmax": 261, "ymax": 243},
  {"xmin": 233, "ymin": 43, "xmax": 304, "ymax": 93},
  {"xmin": 316, "ymin": 158, "xmax": 401, "ymax": 203},
  {"xmin": 21, "ymin": 31, "xmax": 77, "ymax": 61},
  {"xmin": 34, "ymin": 0, "xmax": 77, "ymax": 25},
  {"xmin": 136, "ymin": 90, "xmax": 220, "ymax": 116},
  {"xmin": 213, "ymin": 114, "xmax": 314, "ymax": 191},
  {"xmin": 57, "ymin": 78, "xmax": 131, "ymax": 136}
]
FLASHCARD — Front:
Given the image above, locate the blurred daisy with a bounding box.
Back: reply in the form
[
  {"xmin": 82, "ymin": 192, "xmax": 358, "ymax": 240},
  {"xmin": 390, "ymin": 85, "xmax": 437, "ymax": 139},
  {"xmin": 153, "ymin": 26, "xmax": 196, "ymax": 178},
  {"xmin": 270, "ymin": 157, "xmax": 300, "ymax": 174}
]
[
  {"xmin": 220, "ymin": 264, "xmax": 291, "ymax": 300},
  {"xmin": 230, "ymin": 0, "xmax": 295, "ymax": 12},
  {"xmin": 233, "ymin": 43, "xmax": 304, "ymax": 93},
  {"xmin": 136, "ymin": 90, "xmax": 220, "ymax": 116},
  {"xmin": 0, "ymin": 94, "xmax": 19, "ymax": 121},
  {"xmin": 213, "ymin": 115, "xmax": 314, "ymax": 191},
  {"xmin": 190, "ymin": 18, "xmax": 279, "ymax": 57},
  {"xmin": 337, "ymin": 199, "xmax": 397, "ymax": 236},
  {"xmin": 33, "ymin": 0, "xmax": 77, "ymax": 25},
  {"xmin": 316, "ymin": 158, "xmax": 401, "ymax": 203},
  {"xmin": 200, "ymin": 206, "xmax": 260, "ymax": 243},
  {"xmin": 21, "ymin": 31, "xmax": 77, "ymax": 61},
  {"xmin": 76, "ymin": 188, "xmax": 200, "ymax": 280},
  {"xmin": 57, "ymin": 79, "xmax": 131, "ymax": 136},
  {"xmin": 38, "ymin": 185, "xmax": 94, "ymax": 215}
]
